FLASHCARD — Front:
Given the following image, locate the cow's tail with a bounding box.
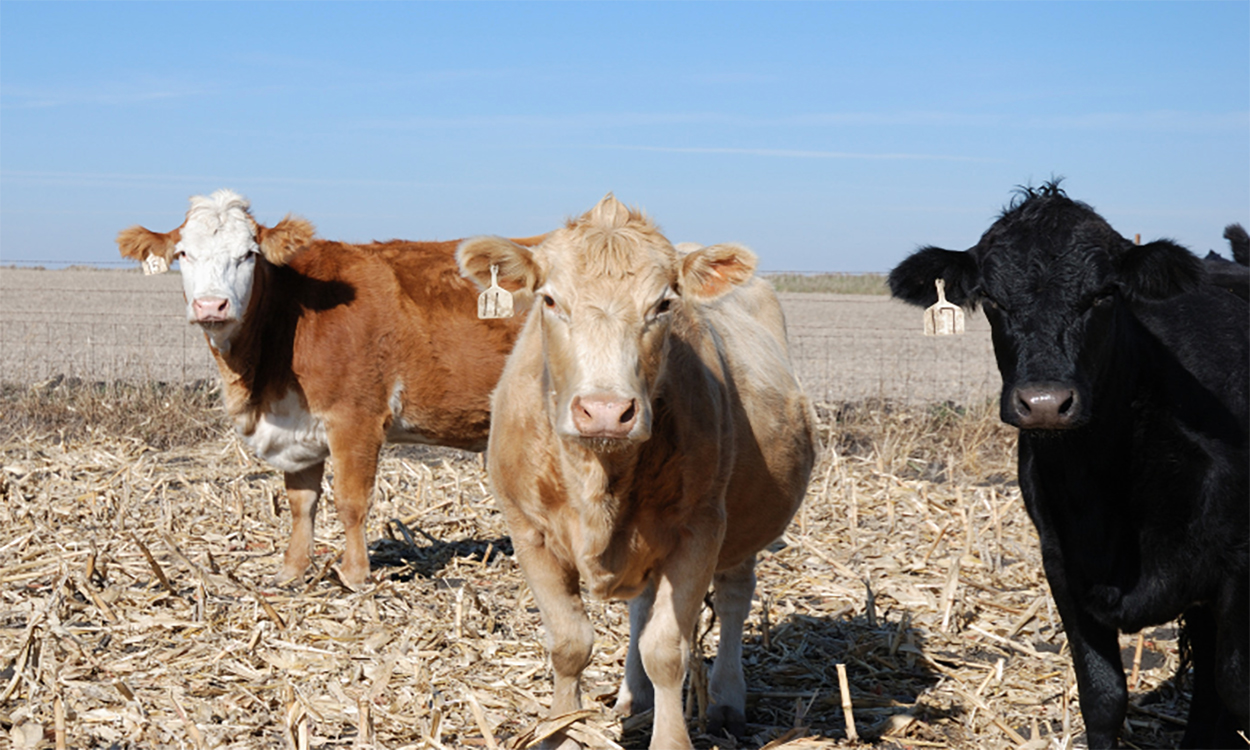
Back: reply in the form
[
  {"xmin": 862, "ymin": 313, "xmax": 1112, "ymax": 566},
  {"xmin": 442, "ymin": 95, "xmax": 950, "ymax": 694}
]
[{"xmin": 1224, "ymin": 223, "xmax": 1249, "ymax": 266}]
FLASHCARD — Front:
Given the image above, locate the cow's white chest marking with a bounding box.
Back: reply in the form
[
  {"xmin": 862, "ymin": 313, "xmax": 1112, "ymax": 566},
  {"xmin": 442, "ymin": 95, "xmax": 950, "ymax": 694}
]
[{"xmin": 240, "ymin": 391, "xmax": 329, "ymax": 473}]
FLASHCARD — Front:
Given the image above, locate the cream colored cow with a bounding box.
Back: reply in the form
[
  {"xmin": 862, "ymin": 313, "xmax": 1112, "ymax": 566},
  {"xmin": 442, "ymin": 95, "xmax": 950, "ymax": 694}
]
[{"xmin": 458, "ymin": 195, "xmax": 818, "ymax": 749}]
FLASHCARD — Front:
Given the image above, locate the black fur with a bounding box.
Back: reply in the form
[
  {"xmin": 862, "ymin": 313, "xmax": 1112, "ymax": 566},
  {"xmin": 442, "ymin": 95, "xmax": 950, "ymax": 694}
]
[{"xmin": 889, "ymin": 181, "xmax": 1250, "ymax": 748}]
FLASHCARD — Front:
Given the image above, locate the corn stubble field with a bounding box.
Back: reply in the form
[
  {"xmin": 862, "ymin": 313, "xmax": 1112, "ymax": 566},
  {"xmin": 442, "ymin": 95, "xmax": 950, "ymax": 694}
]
[{"xmin": 0, "ymin": 270, "xmax": 1193, "ymax": 749}]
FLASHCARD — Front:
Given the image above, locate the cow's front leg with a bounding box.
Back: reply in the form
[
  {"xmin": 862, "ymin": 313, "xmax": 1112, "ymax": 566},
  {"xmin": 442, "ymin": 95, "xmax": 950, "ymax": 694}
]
[
  {"xmin": 513, "ymin": 531, "xmax": 594, "ymax": 750},
  {"xmin": 641, "ymin": 515, "xmax": 722, "ymax": 750},
  {"xmin": 1049, "ymin": 582, "xmax": 1126, "ymax": 748},
  {"xmin": 327, "ymin": 428, "xmax": 383, "ymax": 590},
  {"xmin": 614, "ymin": 582, "xmax": 656, "ymax": 718},
  {"xmin": 278, "ymin": 462, "xmax": 325, "ymax": 584},
  {"xmin": 707, "ymin": 555, "xmax": 756, "ymax": 739}
]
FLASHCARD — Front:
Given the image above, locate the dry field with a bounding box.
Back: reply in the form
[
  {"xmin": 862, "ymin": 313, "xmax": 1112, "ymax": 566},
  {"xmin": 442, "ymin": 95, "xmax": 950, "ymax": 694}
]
[{"xmin": 0, "ymin": 269, "xmax": 1194, "ymax": 750}]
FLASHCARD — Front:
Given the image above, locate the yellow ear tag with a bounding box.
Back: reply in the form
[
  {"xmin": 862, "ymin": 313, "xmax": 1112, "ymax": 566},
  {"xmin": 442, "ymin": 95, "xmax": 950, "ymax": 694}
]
[
  {"xmin": 477, "ymin": 264, "xmax": 514, "ymax": 319},
  {"xmin": 142, "ymin": 254, "xmax": 170, "ymax": 276},
  {"xmin": 924, "ymin": 278, "xmax": 964, "ymax": 336}
]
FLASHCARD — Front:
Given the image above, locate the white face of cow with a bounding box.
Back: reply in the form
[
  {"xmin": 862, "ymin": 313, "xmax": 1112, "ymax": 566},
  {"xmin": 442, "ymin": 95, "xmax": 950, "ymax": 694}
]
[
  {"xmin": 174, "ymin": 192, "xmax": 263, "ymax": 349},
  {"xmin": 116, "ymin": 190, "xmax": 316, "ymax": 355},
  {"xmin": 458, "ymin": 194, "xmax": 758, "ymax": 452}
]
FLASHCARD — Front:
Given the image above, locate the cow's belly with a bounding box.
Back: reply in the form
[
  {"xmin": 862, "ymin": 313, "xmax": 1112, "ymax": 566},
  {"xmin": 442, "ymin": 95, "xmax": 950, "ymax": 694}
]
[
  {"xmin": 384, "ymin": 418, "xmax": 441, "ymax": 445},
  {"xmin": 241, "ymin": 391, "xmax": 330, "ymax": 473}
]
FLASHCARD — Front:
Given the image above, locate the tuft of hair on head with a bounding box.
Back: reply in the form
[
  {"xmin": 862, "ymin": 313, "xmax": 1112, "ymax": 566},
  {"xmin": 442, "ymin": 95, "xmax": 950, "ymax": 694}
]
[
  {"xmin": 565, "ymin": 194, "xmax": 668, "ymax": 278},
  {"xmin": 588, "ymin": 193, "xmax": 633, "ymax": 229},
  {"xmin": 187, "ymin": 189, "xmax": 251, "ymax": 224},
  {"xmin": 1005, "ymin": 177, "xmax": 1067, "ymax": 213}
]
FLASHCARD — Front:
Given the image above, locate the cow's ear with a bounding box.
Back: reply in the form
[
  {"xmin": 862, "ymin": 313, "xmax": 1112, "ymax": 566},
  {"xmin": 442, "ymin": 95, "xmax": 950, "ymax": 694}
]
[
  {"xmin": 117, "ymin": 225, "xmax": 181, "ymax": 264},
  {"xmin": 1116, "ymin": 239, "xmax": 1203, "ymax": 300},
  {"xmin": 889, "ymin": 246, "xmax": 979, "ymax": 307},
  {"xmin": 256, "ymin": 215, "xmax": 315, "ymax": 266},
  {"xmin": 457, "ymin": 235, "xmax": 543, "ymax": 295},
  {"xmin": 679, "ymin": 243, "xmax": 757, "ymax": 303}
]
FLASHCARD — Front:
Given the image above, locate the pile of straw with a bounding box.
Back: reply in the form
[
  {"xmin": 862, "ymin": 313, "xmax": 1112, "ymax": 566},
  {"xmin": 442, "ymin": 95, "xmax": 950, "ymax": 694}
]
[{"xmin": 0, "ymin": 387, "xmax": 1192, "ymax": 748}]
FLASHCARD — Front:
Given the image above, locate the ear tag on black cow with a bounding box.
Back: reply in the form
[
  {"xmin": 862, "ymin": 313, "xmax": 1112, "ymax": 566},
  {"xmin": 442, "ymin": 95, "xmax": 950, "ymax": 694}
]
[
  {"xmin": 924, "ymin": 278, "xmax": 964, "ymax": 336},
  {"xmin": 142, "ymin": 254, "xmax": 170, "ymax": 276},
  {"xmin": 477, "ymin": 264, "xmax": 514, "ymax": 319}
]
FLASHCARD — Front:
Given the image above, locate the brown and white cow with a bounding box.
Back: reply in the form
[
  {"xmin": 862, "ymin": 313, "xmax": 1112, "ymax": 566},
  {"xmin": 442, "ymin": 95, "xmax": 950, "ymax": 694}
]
[
  {"xmin": 458, "ymin": 195, "xmax": 818, "ymax": 749},
  {"xmin": 118, "ymin": 189, "xmax": 541, "ymax": 589}
]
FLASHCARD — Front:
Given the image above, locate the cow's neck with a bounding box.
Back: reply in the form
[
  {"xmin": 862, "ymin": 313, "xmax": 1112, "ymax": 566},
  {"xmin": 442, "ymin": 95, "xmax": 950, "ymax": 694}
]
[
  {"xmin": 558, "ymin": 438, "xmax": 642, "ymax": 567},
  {"xmin": 206, "ymin": 260, "xmax": 300, "ymax": 434}
]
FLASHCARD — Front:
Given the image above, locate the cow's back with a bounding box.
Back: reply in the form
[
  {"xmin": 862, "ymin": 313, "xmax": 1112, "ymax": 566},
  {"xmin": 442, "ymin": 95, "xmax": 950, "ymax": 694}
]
[
  {"xmin": 702, "ymin": 277, "xmax": 819, "ymax": 568},
  {"xmin": 283, "ymin": 239, "xmax": 526, "ymax": 450}
]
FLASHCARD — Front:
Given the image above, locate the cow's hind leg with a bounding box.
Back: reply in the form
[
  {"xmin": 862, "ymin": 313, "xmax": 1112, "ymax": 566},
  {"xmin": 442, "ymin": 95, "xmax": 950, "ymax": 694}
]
[
  {"xmin": 707, "ymin": 555, "xmax": 756, "ymax": 739},
  {"xmin": 1182, "ymin": 599, "xmax": 1249, "ymax": 748},
  {"xmin": 278, "ymin": 462, "xmax": 325, "ymax": 585},
  {"xmin": 614, "ymin": 582, "xmax": 656, "ymax": 718}
]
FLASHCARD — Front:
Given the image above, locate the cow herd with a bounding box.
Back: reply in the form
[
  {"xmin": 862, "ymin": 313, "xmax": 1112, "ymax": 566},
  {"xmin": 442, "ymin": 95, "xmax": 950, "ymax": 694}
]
[{"xmin": 119, "ymin": 182, "xmax": 1247, "ymax": 749}]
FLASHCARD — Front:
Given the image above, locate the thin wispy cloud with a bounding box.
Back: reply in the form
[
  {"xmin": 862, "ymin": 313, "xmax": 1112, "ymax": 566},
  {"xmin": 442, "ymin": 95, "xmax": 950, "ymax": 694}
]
[
  {"xmin": 596, "ymin": 145, "xmax": 999, "ymax": 163},
  {"xmin": 354, "ymin": 109, "xmax": 1246, "ymax": 134},
  {"xmin": 0, "ymin": 81, "xmax": 216, "ymax": 110},
  {"xmin": 0, "ymin": 170, "xmax": 470, "ymax": 191}
]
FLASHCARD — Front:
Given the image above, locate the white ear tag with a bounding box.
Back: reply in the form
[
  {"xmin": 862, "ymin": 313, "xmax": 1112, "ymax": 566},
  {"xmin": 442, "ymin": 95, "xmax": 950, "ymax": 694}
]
[
  {"xmin": 142, "ymin": 254, "xmax": 170, "ymax": 276},
  {"xmin": 924, "ymin": 278, "xmax": 964, "ymax": 336},
  {"xmin": 477, "ymin": 265, "xmax": 514, "ymax": 319}
]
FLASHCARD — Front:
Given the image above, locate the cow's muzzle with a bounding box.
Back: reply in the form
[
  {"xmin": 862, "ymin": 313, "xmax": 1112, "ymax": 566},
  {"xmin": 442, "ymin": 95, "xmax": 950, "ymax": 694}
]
[
  {"xmin": 192, "ymin": 297, "xmax": 233, "ymax": 324},
  {"xmin": 1006, "ymin": 382, "xmax": 1081, "ymax": 430},
  {"xmin": 570, "ymin": 394, "xmax": 640, "ymax": 441}
]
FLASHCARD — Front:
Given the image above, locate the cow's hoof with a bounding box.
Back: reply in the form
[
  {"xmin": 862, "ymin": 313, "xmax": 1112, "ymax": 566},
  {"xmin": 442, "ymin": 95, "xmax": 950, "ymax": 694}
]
[
  {"xmin": 706, "ymin": 705, "xmax": 747, "ymax": 739},
  {"xmin": 332, "ymin": 564, "xmax": 371, "ymax": 592},
  {"xmin": 274, "ymin": 565, "xmax": 306, "ymax": 588}
]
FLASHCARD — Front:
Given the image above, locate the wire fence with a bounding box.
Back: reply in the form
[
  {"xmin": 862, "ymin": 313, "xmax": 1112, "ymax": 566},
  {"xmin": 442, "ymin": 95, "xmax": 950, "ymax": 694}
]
[{"xmin": 0, "ymin": 269, "xmax": 1002, "ymax": 404}]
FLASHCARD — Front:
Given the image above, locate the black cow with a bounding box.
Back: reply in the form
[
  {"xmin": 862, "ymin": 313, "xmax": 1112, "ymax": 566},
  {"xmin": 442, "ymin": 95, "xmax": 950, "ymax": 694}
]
[{"xmin": 889, "ymin": 183, "xmax": 1248, "ymax": 748}]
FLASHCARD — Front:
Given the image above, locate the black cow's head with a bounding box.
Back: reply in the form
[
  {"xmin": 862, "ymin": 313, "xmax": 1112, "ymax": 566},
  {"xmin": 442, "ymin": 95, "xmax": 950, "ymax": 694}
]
[{"xmin": 889, "ymin": 182, "xmax": 1204, "ymax": 431}]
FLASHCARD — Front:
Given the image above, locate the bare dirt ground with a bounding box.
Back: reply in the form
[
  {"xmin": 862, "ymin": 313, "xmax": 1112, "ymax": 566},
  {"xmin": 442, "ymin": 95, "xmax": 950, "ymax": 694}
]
[
  {"xmin": 0, "ymin": 269, "xmax": 1193, "ymax": 750},
  {"xmin": 0, "ymin": 268, "xmax": 1000, "ymax": 404}
]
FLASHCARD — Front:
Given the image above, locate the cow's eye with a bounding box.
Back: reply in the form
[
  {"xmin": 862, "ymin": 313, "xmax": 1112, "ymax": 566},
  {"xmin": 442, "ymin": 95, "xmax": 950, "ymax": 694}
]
[
  {"xmin": 1092, "ymin": 292, "xmax": 1114, "ymax": 308},
  {"xmin": 542, "ymin": 294, "xmax": 557, "ymax": 309}
]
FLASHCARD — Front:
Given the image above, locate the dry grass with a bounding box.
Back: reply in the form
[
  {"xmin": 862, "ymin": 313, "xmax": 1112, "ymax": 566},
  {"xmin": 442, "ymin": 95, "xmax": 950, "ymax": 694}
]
[
  {"xmin": 763, "ymin": 274, "xmax": 889, "ymax": 296},
  {"xmin": 1, "ymin": 378, "xmax": 223, "ymax": 450},
  {"xmin": 0, "ymin": 385, "xmax": 1194, "ymax": 749}
]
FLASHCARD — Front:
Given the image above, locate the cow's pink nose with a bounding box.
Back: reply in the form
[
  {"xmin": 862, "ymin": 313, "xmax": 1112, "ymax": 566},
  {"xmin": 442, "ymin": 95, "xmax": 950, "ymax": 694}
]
[
  {"xmin": 193, "ymin": 297, "xmax": 230, "ymax": 322},
  {"xmin": 571, "ymin": 395, "xmax": 638, "ymax": 439}
]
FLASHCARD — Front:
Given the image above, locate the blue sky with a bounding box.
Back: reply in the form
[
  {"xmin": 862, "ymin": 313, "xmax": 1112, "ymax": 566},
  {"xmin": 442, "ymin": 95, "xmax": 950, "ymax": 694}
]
[{"xmin": 2, "ymin": 1, "xmax": 1247, "ymax": 272}]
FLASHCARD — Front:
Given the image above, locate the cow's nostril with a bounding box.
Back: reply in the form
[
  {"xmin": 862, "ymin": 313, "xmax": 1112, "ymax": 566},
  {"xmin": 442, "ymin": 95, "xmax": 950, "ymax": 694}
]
[
  {"xmin": 1058, "ymin": 392, "xmax": 1076, "ymax": 415},
  {"xmin": 620, "ymin": 401, "xmax": 636, "ymax": 424}
]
